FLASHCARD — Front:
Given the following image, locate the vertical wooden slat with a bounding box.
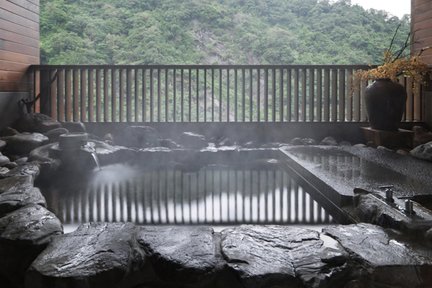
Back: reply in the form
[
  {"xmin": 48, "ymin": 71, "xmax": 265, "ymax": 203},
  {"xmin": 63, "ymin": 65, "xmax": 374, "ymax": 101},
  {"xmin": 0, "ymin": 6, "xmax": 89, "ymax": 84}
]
[
  {"xmin": 73, "ymin": 69, "xmax": 79, "ymax": 121},
  {"xmin": 49, "ymin": 70, "xmax": 58, "ymax": 120},
  {"xmin": 196, "ymin": 68, "xmax": 199, "ymax": 122},
  {"xmin": 242, "ymin": 68, "xmax": 246, "ymax": 122},
  {"xmin": 287, "ymin": 69, "xmax": 291, "ymax": 122},
  {"xmin": 165, "ymin": 68, "xmax": 169, "ymax": 122},
  {"xmin": 257, "ymin": 69, "xmax": 261, "ymax": 122},
  {"xmin": 189, "ymin": 68, "xmax": 192, "ymax": 122},
  {"xmin": 65, "ymin": 69, "xmax": 72, "ymax": 121},
  {"xmin": 249, "ymin": 68, "xmax": 253, "ymax": 122},
  {"xmin": 316, "ymin": 68, "xmax": 322, "ymax": 122},
  {"xmin": 58, "ymin": 69, "xmax": 65, "ymax": 122},
  {"xmin": 323, "ymin": 68, "xmax": 330, "ymax": 122},
  {"xmin": 80, "ymin": 69, "xmax": 86, "ymax": 122},
  {"xmin": 181, "ymin": 69, "xmax": 184, "ymax": 122},
  {"xmin": 204, "ymin": 69, "xmax": 207, "ymax": 122},
  {"xmin": 301, "ymin": 68, "xmax": 307, "ymax": 122},
  {"xmin": 360, "ymin": 80, "xmax": 367, "ymax": 122},
  {"xmin": 126, "ymin": 68, "xmax": 132, "ymax": 122},
  {"xmin": 406, "ymin": 77, "xmax": 413, "ymax": 121},
  {"xmin": 111, "ymin": 68, "xmax": 117, "ymax": 122},
  {"xmin": 264, "ymin": 68, "xmax": 268, "ymax": 122},
  {"xmin": 352, "ymin": 73, "xmax": 360, "ymax": 122},
  {"xmin": 104, "ymin": 69, "xmax": 109, "ymax": 122},
  {"xmin": 219, "ymin": 68, "xmax": 222, "ymax": 122},
  {"xmin": 293, "ymin": 68, "xmax": 299, "ymax": 121},
  {"xmin": 142, "ymin": 69, "xmax": 146, "ymax": 122},
  {"xmin": 133, "ymin": 69, "xmax": 138, "ymax": 122},
  {"xmin": 308, "ymin": 68, "xmax": 314, "ymax": 122},
  {"xmin": 173, "ymin": 69, "xmax": 176, "ymax": 122},
  {"xmin": 414, "ymin": 80, "xmax": 421, "ymax": 121},
  {"xmin": 338, "ymin": 69, "xmax": 346, "ymax": 122},
  {"xmin": 272, "ymin": 68, "xmax": 276, "ymax": 122},
  {"xmin": 150, "ymin": 68, "xmax": 154, "ymax": 122},
  {"xmin": 227, "ymin": 68, "xmax": 230, "ymax": 122},
  {"xmin": 96, "ymin": 69, "xmax": 102, "ymax": 122},
  {"xmin": 88, "ymin": 69, "xmax": 94, "ymax": 122},
  {"xmin": 126, "ymin": 68, "xmax": 133, "ymax": 122},
  {"xmin": 331, "ymin": 69, "xmax": 338, "ymax": 122},
  {"xmin": 211, "ymin": 68, "xmax": 215, "ymax": 122},
  {"xmin": 235, "ymin": 69, "xmax": 238, "ymax": 122},
  {"xmin": 346, "ymin": 69, "xmax": 353, "ymax": 122},
  {"xmin": 157, "ymin": 68, "xmax": 161, "ymax": 122},
  {"xmin": 279, "ymin": 68, "xmax": 284, "ymax": 122}
]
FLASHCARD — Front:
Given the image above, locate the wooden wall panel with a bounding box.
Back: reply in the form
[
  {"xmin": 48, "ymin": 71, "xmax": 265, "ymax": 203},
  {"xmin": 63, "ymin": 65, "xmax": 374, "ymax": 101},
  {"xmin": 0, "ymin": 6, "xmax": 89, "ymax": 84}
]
[
  {"xmin": 412, "ymin": 0, "xmax": 432, "ymax": 65},
  {"xmin": 0, "ymin": 0, "xmax": 39, "ymax": 92}
]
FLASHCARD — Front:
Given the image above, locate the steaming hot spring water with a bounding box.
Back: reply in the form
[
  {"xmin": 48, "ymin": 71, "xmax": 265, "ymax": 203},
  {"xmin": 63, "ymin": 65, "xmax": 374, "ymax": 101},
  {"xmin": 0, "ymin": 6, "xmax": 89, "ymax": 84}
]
[{"xmin": 38, "ymin": 135, "xmax": 343, "ymax": 233}]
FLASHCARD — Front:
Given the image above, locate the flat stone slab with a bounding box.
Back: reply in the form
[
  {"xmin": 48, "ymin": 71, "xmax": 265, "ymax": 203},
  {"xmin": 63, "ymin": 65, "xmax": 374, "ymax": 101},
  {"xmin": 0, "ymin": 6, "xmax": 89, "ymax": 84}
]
[
  {"xmin": 137, "ymin": 226, "xmax": 225, "ymax": 286},
  {"xmin": 0, "ymin": 204, "xmax": 63, "ymax": 287},
  {"xmin": 324, "ymin": 223, "xmax": 432, "ymax": 287},
  {"xmin": 220, "ymin": 226, "xmax": 326, "ymax": 288},
  {"xmin": 0, "ymin": 176, "xmax": 46, "ymax": 217},
  {"xmin": 26, "ymin": 222, "xmax": 149, "ymax": 288}
]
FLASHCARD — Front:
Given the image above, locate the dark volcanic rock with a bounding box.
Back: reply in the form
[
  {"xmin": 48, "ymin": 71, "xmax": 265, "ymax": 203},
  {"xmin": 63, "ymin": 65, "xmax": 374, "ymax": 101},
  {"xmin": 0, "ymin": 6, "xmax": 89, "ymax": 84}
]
[
  {"xmin": 0, "ymin": 140, "xmax": 5, "ymax": 151},
  {"xmin": 159, "ymin": 138, "xmax": 181, "ymax": 149},
  {"xmin": 0, "ymin": 176, "xmax": 46, "ymax": 217},
  {"xmin": 0, "ymin": 153, "xmax": 10, "ymax": 166},
  {"xmin": 137, "ymin": 226, "xmax": 227, "ymax": 287},
  {"xmin": 12, "ymin": 113, "xmax": 61, "ymax": 133},
  {"xmin": 61, "ymin": 121, "xmax": 86, "ymax": 133},
  {"xmin": 290, "ymin": 137, "xmax": 317, "ymax": 146},
  {"xmin": 320, "ymin": 136, "xmax": 338, "ymax": 146},
  {"xmin": 1, "ymin": 133, "xmax": 48, "ymax": 155},
  {"xmin": 177, "ymin": 132, "xmax": 208, "ymax": 149},
  {"xmin": 0, "ymin": 127, "xmax": 19, "ymax": 137},
  {"xmin": 410, "ymin": 141, "xmax": 432, "ymax": 162},
  {"xmin": 2, "ymin": 163, "xmax": 40, "ymax": 180},
  {"xmin": 26, "ymin": 223, "xmax": 150, "ymax": 288},
  {"xmin": 324, "ymin": 223, "xmax": 432, "ymax": 287},
  {"xmin": 221, "ymin": 226, "xmax": 316, "ymax": 288},
  {"xmin": 0, "ymin": 204, "xmax": 63, "ymax": 287},
  {"xmin": 44, "ymin": 127, "xmax": 69, "ymax": 142}
]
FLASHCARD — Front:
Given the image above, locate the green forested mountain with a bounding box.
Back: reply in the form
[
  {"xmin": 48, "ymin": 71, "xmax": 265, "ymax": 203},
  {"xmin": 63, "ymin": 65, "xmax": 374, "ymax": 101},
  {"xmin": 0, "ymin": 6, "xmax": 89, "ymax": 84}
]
[{"xmin": 40, "ymin": 0, "xmax": 410, "ymax": 65}]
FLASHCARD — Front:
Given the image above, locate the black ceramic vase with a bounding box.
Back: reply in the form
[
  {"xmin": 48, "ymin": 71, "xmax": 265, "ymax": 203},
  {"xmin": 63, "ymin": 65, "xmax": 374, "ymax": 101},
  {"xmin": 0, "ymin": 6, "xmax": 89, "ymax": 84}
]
[{"xmin": 364, "ymin": 78, "xmax": 407, "ymax": 131}]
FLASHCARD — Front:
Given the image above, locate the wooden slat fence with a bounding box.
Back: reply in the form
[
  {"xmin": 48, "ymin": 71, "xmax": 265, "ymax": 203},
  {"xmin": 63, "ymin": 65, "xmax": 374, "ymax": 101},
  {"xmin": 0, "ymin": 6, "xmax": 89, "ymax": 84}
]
[{"xmin": 30, "ymin": 64, "xmax": 425, "ymax": 123}]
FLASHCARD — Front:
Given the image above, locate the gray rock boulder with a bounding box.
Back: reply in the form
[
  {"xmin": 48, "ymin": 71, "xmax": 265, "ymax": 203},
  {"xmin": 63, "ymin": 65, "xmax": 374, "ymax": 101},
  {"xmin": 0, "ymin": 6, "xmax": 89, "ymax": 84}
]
[
  {"xmin": 26, "ymin": 223, "xmax": 150, "ymax": 288},
  {"xmin": 220, "ymin": 226, "xmax": 313, "ymax": 288},
  {"xmin": 13, "ymin": 113, "xmax": 61, "ymax": 133},
  {"xmin": 0, "ymin": 176, "xmax": 46, "ymax": 217},
  {"xmin": 61, "ymin": 121, "xmax": 86, "ymax": 133},
  {"xmin": 177, "ymin": 132, "xmax": 208, "ymax": 149},
  {"xmin": 0, "ymin": 204, "xmax": 63, "ymax": 287},
  {"xmin": 410, "ymin": 141, "xmax": 432, "ymax": 162},
  {"xmin": 290, "ymin": 138, "xmax": 317, "ymax": 145},
  {"xmin": 1, "ymin": 163, "xmax": 40, "ymax": 180},
  {"xmin": 1, "ymin": 132, "xmax": 48, "ymax": 155},
  {"xmin": 44, "ymin": 127, "xmax": 69, "ymax": 143},
  {"xmin": 0, "ymin": 153, "xmax": 10, "ymax": 166},
  {"xmin": 0, "ymin": 140, "xmax": 5, "ymax": 151},
  {"xmin": 324, "ymin": 223, "xmax": 432, "ymax": 288},
  {"xmin": 0, "ymin": 127, "xmax": 19, "ymax": 137},
  {"xmin": 136, "ymin": 226, "xmax": 229, "ymax": 287},
  {"xmin": 320, "ymin": 136, "xmax": 338, "ymax": 146}
]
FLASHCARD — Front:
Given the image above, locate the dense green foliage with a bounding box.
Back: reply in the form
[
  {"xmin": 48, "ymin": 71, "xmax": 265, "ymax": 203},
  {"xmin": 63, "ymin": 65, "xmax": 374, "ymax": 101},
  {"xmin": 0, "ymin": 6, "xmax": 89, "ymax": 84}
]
[{"xmin": 40, "ymin": 0, "xmax": 410, "ymax": 65}]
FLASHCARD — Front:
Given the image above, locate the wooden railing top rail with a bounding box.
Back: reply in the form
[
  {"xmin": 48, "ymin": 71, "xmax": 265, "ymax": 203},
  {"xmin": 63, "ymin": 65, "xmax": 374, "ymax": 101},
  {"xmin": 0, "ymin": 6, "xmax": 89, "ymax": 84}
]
[{"xmin": 31, "ymin": 64, "xmax": 375, "ymax": 70}]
